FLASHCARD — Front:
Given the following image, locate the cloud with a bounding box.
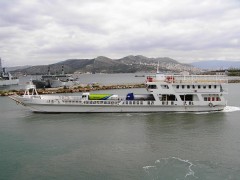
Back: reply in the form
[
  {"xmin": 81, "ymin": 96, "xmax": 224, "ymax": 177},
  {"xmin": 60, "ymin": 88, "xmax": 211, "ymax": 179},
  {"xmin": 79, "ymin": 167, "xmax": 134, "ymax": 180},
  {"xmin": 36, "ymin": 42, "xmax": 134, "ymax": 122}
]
[{"xmin": 0, "ymin": 0, "xmax": 240, "ymax": 66}]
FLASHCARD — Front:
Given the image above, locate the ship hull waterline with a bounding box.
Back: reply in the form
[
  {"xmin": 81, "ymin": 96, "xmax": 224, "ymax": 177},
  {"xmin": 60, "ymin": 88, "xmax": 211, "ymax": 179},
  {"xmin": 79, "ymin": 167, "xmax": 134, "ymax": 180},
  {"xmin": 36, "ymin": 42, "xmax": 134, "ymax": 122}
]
[
  {"xmin": 17, "ymin": 102, "xmax": 225, "ymax": 113},
  {"xmin": 0, "ymin": 79, "xmax": 19, "ymax": 86}
]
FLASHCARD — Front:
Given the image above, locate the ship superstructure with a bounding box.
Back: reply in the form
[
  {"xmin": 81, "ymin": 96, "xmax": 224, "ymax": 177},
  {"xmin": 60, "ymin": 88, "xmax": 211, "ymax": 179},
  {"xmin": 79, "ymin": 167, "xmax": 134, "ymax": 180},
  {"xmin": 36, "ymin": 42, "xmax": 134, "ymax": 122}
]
[{"xmin": 32, "ymin": 65, "xmax": 79, "ymax": 88}]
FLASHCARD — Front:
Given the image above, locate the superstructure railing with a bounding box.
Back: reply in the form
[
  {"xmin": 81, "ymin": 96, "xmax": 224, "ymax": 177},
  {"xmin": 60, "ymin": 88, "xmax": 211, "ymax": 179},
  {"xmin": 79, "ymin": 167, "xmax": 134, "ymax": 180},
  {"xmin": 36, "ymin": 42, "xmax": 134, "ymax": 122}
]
[{"xmin": 146, "ymin": 75, "xmax": 228, "ymax": 84}]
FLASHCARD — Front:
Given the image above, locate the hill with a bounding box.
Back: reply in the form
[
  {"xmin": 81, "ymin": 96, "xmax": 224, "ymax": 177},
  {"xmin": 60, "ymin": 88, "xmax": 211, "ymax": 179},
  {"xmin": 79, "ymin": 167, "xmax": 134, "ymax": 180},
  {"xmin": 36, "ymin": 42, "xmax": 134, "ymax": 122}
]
[
  {"xmin": 13, "ymin": 55, "xmax": 198, "ymax": 75},
  {"xmin": 5, "ymin": 65, "xmax": 31, "ymax": 72}
]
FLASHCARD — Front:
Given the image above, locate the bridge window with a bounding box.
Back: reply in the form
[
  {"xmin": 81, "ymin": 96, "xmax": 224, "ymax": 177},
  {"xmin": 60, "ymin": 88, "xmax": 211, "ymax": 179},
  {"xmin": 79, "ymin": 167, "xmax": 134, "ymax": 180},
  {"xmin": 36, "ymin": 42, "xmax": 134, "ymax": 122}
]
[
  {"xmin": 180, "ymin": 94, "xmax": 193, "ymax": 101},
  {"xmin": 148, "ymin": 85, "xmax": 157, "ymax": 89},
  {"xmin": 161, "ymin": 94, "xmax": 177, "ymax": 101},
  {"xmin": 161, "ymin": 85, "xmax": 169, "ymax": 89}
]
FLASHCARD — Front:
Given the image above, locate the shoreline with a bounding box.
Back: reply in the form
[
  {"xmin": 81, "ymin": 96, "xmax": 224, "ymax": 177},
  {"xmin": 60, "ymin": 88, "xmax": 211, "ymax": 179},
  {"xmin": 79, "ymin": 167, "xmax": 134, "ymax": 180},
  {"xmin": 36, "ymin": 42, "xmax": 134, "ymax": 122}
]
[{"xmin": 0, "ymin": 83, "xmax": 145, "ymax": 96}]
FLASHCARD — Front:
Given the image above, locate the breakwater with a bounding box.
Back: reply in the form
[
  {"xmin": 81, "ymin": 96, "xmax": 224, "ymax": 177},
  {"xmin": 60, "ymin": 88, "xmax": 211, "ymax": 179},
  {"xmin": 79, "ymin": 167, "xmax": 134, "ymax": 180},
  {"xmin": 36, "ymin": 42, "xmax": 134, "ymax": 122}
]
[
  {"xmin": 228, "ymin": 79, "xmax": 240, "ymax": 83},
  {"xmin": 0, "ymin": 83, "xmax": 145, "ymax": 96}
]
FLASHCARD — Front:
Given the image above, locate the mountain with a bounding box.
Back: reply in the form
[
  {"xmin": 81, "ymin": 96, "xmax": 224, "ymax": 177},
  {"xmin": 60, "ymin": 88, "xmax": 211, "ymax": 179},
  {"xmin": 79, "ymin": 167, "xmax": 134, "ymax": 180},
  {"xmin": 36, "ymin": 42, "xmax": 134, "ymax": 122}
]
[
  {"xmin": 13, "ymin": 55, "xmax": 198, "ymax": 75},
  {"xmin": 191, "ymin": 60, "xmax": 240, "ymax": 70},
  {"xmin": 5, "ymin": 65, "xmax": 31, "ymax": 72},
  {"xmin": 14, "ymin": 59, "xmax": 92, "ymax": 75},
  {"xmin": 116, "ymin": 55, "xmax": 196, "ymax": 72}
]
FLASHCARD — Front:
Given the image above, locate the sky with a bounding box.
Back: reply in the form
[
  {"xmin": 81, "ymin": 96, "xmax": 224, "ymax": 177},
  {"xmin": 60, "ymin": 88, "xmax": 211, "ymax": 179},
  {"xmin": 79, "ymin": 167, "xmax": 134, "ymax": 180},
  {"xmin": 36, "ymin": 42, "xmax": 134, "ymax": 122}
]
[{"xmin": 0, "ymin": 0, "xmax": 240, "ymax": 67}]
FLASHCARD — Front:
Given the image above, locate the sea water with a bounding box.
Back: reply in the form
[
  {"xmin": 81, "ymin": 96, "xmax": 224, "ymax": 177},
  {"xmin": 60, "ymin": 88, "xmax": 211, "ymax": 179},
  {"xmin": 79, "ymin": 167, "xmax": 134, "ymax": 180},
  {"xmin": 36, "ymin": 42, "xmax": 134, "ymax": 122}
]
[{"xmin": 0, "ymin": 74, "xmax": 240, "ymax": 180}]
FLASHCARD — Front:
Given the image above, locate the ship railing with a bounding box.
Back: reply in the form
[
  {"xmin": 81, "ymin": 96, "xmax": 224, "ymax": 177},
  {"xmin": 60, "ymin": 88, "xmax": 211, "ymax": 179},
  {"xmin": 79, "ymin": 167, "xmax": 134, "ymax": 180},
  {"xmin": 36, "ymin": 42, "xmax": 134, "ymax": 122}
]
[
  {"xmin": 39, "ymin": 95, "xmax": 82, "ymax": 101},
  {"xmin": 146, "ymin": 75, "xmax": 228, "ymax": 84}
]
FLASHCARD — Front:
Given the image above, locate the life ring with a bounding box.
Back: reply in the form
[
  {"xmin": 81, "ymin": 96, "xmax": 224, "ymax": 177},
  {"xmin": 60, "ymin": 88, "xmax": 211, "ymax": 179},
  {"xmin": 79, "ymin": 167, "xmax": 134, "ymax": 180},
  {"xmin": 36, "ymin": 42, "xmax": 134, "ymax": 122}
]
[{"xmin": 209, "ymin": 103, "xmax": 213, "ymax": 107}]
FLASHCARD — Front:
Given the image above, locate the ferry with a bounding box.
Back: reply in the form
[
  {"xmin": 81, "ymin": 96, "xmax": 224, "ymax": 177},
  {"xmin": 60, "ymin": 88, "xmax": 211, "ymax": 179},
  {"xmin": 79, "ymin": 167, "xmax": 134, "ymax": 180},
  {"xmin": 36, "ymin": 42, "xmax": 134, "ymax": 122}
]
[{"xmin": 9, "ymin": 71, "xmax": 228, "ymax": 113}]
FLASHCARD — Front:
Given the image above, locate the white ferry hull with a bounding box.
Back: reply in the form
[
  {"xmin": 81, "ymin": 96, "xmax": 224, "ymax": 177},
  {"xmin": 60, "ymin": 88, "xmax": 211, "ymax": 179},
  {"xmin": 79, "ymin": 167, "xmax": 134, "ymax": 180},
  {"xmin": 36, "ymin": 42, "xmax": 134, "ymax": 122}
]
[
  {"xmin": 0, "ymin": 79, "xmax": 19, "ymax": 86},
  {"xmin": 10, "ymin": 96, "xmax": 225, "ymax": 113},
  {"xmin": 27, "ymin": 104, "xmax": 225, "ymax": 113}
]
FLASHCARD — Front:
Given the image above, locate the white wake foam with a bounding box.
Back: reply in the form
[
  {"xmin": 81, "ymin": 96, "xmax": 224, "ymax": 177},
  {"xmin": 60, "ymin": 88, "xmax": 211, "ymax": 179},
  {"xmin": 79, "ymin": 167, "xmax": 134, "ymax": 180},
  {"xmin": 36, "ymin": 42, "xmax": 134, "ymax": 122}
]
[
  {"xmin": 223, "ymin": 106, "xmax": 240, "ymax": 112},
  {"xmin": 142, "ymin": 165, "xmax": 156, "ymax": 170}
]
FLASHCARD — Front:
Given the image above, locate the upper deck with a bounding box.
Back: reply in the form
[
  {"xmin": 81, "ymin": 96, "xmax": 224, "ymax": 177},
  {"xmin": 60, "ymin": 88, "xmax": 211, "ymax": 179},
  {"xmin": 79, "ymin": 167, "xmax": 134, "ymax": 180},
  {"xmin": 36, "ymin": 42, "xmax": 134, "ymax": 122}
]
[{"xmin": 146, "ymin": 74, "xmax": 228, "ymax": 84}]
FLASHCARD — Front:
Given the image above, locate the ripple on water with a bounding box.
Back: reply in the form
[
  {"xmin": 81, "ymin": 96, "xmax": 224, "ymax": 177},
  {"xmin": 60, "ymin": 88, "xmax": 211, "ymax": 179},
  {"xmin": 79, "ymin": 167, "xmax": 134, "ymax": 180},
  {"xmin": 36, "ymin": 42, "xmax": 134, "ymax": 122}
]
[
  {"xmin": 143, "ymin": 157, "xmax": 240, "ymax": 180},
  {"xmin": 143, "ymin": 157, "xmax": 197, "ymax": 180}
]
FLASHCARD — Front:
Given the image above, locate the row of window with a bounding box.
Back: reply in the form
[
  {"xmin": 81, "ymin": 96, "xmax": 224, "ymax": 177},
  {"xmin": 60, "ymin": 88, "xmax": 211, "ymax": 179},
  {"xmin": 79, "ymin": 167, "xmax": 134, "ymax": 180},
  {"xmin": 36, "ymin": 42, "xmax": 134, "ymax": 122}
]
[
  {"xmin": 204, "ymin": 97, "xmax": 221, "ymax": 101},
  {"xmin": 48, "ymin": 97, "xmax": 221, "ymax": 105},
  {"xmin": 64, "ymin": 100, "xmax": 120, "ymax": 105},
  {"xmin": 161, "ymin": 101, "xmax": 194, "ymax": 105},
  {"xmin": 176, "ymin": 85, "xmax": 217, "ymax": 89},
  {"xmin": 162, "ymin": 101, "xmax": 175, "ymax": 105},
  {"xmin": 147, "ymin": 84, "xmax": 219, "ymax": 90},
  {"xmin": 123, "ymin": 101, "xmax": 144, "ymax": 105},
  {"xmin": 48, "ymin": 100, "xmax": 146, "ymax": 105}
]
